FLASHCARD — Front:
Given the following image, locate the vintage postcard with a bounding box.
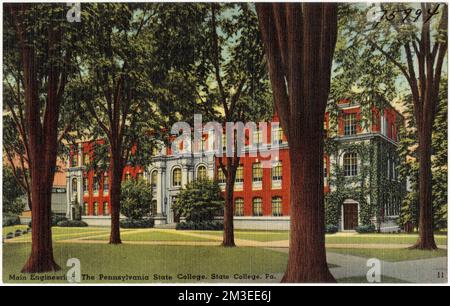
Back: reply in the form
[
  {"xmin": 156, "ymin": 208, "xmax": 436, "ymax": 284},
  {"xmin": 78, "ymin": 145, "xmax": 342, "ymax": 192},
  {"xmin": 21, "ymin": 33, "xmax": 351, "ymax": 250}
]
[{"xmin": 1, "ymin": 1, "xmax": 448, "ymax": 291}]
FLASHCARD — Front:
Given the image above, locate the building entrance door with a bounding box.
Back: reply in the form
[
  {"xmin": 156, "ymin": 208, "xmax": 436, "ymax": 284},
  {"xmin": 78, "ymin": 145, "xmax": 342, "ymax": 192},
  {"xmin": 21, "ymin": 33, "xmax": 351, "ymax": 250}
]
[{"xmin": 343, "ymin": 203, "xmax": 358, "ymax": 230}]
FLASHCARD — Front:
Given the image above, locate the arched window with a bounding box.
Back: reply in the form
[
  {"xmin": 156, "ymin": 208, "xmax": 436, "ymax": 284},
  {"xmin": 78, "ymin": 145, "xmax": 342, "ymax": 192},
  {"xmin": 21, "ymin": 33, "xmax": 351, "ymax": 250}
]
[
  {"xmin": 151, "ymin": 170, "xmax": 158, "ymax": 187},
  {"xmin": 103, "ymin": 202, "xmax": 109, "ymax": 216},
  {"xmin": 93, "ymin": 202, "xmax": 99, "ymax": 216},
  {"xmin": 272, "ymin": 197, "xmax": 283, "ymax": 216},
  {"xmin": 343, "ymin": 152, "xmax": 358, "ymax": 177},
  {"xmin": 252, "ymin": 198, "xmax": 263, "ymax": 216},
  {"xmin": 197, "ymin": 165, "xmax": 207, "ymax": 180},
  {"xmin": 234, "ymin": 198, "xmax": 244, "ymax": 216},
  {"xmin": 72, "ymin": 178, "xmax": 78, "ymax": 194},
  {"xmin": 172, "ymin": 168, "xmax": 182, "ymax": 187},
  {"xmin": 82, "ymin": 202, "xmax": 88, "ymax": 216}
]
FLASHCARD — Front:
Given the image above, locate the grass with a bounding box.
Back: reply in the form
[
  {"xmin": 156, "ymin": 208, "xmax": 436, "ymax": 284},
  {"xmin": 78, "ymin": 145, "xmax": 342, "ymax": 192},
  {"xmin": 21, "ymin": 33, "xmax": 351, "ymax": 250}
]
[
  {"xmin": 325, "ymin": 234, "xmax": 448, "ymax": 245},
  {"xmin": 86, "ymin": 230, "xmax": 217, "ymax": 242},
  {"xmin": 328, "ymin": 248, "xmax": 447, "ymax": 262},
  {"xmin": 338, "ymin": 275, "xmax": 409, "ymax": 283},
  {"xmin": 3, "ymin": 243, "xmax": 288, "ymax": 283},
  {"xmin": 188, "ymin": 230, "xmax": 290, "ymax": 242}
]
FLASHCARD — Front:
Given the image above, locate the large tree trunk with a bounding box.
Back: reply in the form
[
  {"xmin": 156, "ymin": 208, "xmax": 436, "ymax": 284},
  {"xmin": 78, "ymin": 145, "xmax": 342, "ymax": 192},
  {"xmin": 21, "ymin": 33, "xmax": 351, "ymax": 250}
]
[
  {"xmin": 22, "ymin": 160, "xmax": 60, "ymax": 273},
  {"xmin": 222, "ymin": 161, "xmax": 237, "ymax": 247},
  {"xmin": 282, "ymin": 128, "xmax": 334, "ymax": 282},
  {"xmin": 109, "ymin": 154, "xmax": 123, "ymax": 244},
  {"xmin": 412, "ymin": 126, "xmax": 437, "ymax": 249},
  {"xmin": 257, "ymin": 3, "xmax": 338, "ymax": 282}
]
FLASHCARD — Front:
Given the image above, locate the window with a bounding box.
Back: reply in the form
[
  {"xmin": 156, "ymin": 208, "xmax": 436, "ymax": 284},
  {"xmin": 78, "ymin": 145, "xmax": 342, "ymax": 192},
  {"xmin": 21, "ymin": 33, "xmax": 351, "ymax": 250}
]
[
  {"xmin": 253, "ymin": 130, "xmax": 262, "ymax": 146},
  {"xmin": 72, "ymin": 178, "xmax": 78, "ymax": 194},
  {"xmin": 252, "ymin": 198, "xmax": 263, "ymax": 216},
  {"xmin": 125, "ymin": 172, "xmax": 131, "ymax": 181},
  {"xmin": 323, "ymin": 158, "xmax": 328, "ymax": 179},
  {"xmin": 102, "ymin": 202, "xmax": 109, "ymax": 216},
  {"xmin": 344, "ymin": 113, "xmax": 357, "ymax": 136},
  {"xmin": 252, "ymin": 162, "xmax": 263, "ymax": 182},
  {"xmin": 103, "ymin": 173, "xmax": 109, "ymax": 193},
  {"xmin": 217, "ymin": 168, "xmax": 226, "ymax": 184},
  {"xmin": 343, "ymin": 153, "xmax": 358, "ymax": 177},
  {"xmin": 234, "ymin": 198, "xmax": 244, "ymax": 216},
  {"xmin": 222, "ymin": 133, "xmax": 227, "ymax": 151},
  {"xmin": 93, "ymin": 202, "xmax": 98, "ymax": 216},
  {"xmin": 235, "ymin": 165, "xmax": 244, "ymax": 183},
  {"xmin": 83, "ymin": 153, "xmax": 90, "ymax": 166},
  {"xmin": 82, "ymin": 202, "xmax": 88, "ymax": 216},
  {"xmin": 172, "ymin": 168, "xmax": 182, "ymax": 187},
  {"xmin": 71, "ymin": 151, "xmax": 78, "ymax": 167},
  {"xmin": 201, "ymin": 135, "xmax": 207, "ymax": 152},
  {"xmin": 197, "ymin": 166, "xmax": 207, "ymax": 180},
  {"xmin": 272, "ymin": 161, "xmax": 282, "ymax": 181},
  {"xmin": 83, "ymin": 177, "xmax": 88, "ymax": 194},
  {"xmin": 93, "ymin": 175, "xmax": 99, "ymax": 193},
  {"xmin": 272, "ymin": 197, "xmax": 283, "ymax": 216},
  {"xmin": 272, "ymin": 127, "xmax": 283, "ymax": 145},
  {"xmin": 151, "ymin": 170, "xmax": 158, "ymax": 187}
]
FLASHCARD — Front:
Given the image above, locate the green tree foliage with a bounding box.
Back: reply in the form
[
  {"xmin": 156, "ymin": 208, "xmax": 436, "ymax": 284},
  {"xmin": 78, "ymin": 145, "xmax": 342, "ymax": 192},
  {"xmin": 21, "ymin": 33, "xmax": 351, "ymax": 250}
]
[
  {"xmin": 2, "ymin": 166, "xmax": 26, "ymax": 215},
  {"xmin": 172, "ymin": 179, "xmax": 224, "ymax": 223},
  {"xmin": 399, "ymin": 77, "xmax": 448, "ymax": 230},
  {"xmin": 120, "ymin": 179, "xmax": 152, "ymax": 220}
]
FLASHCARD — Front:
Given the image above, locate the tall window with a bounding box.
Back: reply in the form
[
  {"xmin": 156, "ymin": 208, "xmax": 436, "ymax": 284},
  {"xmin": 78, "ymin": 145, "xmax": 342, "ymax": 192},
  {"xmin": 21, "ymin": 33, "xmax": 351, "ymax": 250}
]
[
  {"xmin": 71, "ymin": 151, "xmax": 78, "ymax": 167},
  {"xmin": 151, "ymin": 200, "xmax": 157, "ymax": 216},
  {"xmin": 72, "ymin": 178, "xmax": 78, "ymax": 194},
  {"xmin": 151, "ymin": 170, "xmax": 158, "ymax": 187},
  {"xmin": 252, "ymin": 198, "xmax": 263, "ymax": 216},
  {"xmin": 173, "ymin": 168, "xmax": 182, "ymax": 186},
  {"xmin": 222, "ymin": 133, "xmax": 227, "ymax": 151},
  {"xmin": 197, "ymin": 166, "xmax": 207, "ymax": 180},
  {"xmin": 272, "ymin": 197, "xmax": 283, "ymax": 216},
  {"xmin": 82, "ymin": 202, "xmax": 88, "ymax": 216},
  {"xmin": 272, "ymin": 127, "xmax": 283, "ymax": 145},
  {"xmin": 343, "ymin": 153, "xmax": 358, "ymax": 177},
  {"xmin": 93, "ymin": 202, "xmax": 98, "ymax": 216},
  {"xmin": 253, "ymin": 130, "xmax": 262, "ymax": 146},
  {"xmin": 252, "ymin": 162, "xmax": 263, "ymax": 182},
  {"xmin": 103, "ymin": 202, "xmax": 109, "ymax": 216},
  {"xmin": 83, "ymin": 177, "xmax": 88, "ymax": 194},
  {"xmin": 103, "ymin": 173, "xmax": 109, "ymax": 193},
  {"xmin": 217, "ymin": 169, "xmax": 226, "ymax": 184},
  {"xmin": 234, "ymin": 198, "xmax": 244, "ymax": 216},
  {"xmin": 235, "ymin": 165, "xmax": 244, "ymax": 183},
  {"xmin": 344, "ymin": 113, "xmax": 357, "ymax": 136},
  {"xmin": 272, "ymin": 161, "xmax": 283, "ymax": 181},
  {"xmin": 93, "ymin": 175, "xmax": 99, "ymax": 193}
]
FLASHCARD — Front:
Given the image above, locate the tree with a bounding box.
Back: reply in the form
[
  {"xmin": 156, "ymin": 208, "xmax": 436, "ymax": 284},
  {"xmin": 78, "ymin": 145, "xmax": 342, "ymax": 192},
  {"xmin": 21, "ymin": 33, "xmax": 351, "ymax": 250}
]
[
  {"xmin": 183, "ymin": 3, "xmax": 272, "ymax": 247},
  {"xmin": 6, "ymin": 3, "xmax": 77, "ymax": 272},
  {"xmin": 2, "ymin": 166, "xmax": 26, "ymax": 215},
  {"xmin": 172, "ymin": 179, "xmax": 224, "ymax": 223},
  {"xmin": 120, "ymin": 179, "xmax": 152, "ymax": 220},
  {"xmin": 345, "ymin": 3, "xmax": 447, "ymax": 249},
  {"xmin": 256, "ymin": 3, "xmax": 338, "ymax": 282}
]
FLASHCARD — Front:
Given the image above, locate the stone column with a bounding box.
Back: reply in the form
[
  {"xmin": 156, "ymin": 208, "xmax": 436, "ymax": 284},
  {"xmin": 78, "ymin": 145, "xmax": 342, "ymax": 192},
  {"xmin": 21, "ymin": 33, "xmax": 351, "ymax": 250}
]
[
  {"xmin": 154, "ymin": 164, "xmax": 167, "ymax": 226},
  {"xmin": 182, "ymin": 165, "xmax": 189, "ymax": 187}
]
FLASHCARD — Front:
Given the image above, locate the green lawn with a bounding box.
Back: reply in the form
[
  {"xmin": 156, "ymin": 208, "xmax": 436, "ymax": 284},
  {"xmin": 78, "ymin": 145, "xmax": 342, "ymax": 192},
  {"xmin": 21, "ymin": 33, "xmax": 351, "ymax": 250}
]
[
  {"xmin": 325, "ymin": 234, "xmax": 448, "ymax": 245},
  {"xmin": 3, "ymin": 243, "xmax": 288, "ymax": 283},
  {"xmin": 5, "ymin": 226, "xmax": 112, "ymax": 242},
  {"xmin": 86, "ymin": 230, "xmax": 217, "ymax": 242},
  {"xmin": 328, "ymin": 248, "xmax": 447, "ymax": 262},
  {"xmin": 187, "ymin": 230, "xmax": 290, "ymax": 242},
  {"xmin": 338, "ymin": 275, "xmax": 409, "ymax": 283}
]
